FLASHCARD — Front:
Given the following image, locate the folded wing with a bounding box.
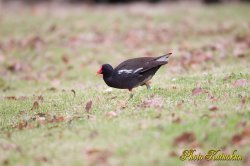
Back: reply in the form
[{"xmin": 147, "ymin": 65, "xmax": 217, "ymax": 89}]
[{"xmin": 114, "ymin": 53, "xmax": 171, "ymax": 74}]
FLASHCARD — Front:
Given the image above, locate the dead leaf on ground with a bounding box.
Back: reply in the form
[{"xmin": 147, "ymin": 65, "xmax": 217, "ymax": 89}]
[
  {"xmin": 172, "ymin": 117, "xmax": 182, "ymax": 124},
  {"xmin": 47, "ymin": 87, "xmax": 57, "ymax": 91},
  {"xmin": 15, "ymin": 121, "xmax": 28, "ymax": 130},
  {"xmin": 85, "ymin": 100, "xmax": 92, "ymax": 113},
  {"xmin": 140, "ymin": 96, "xmax": 163, "ymax": 109},
  {"xmin": 192, "ymin": 87, "xmax": 203, "ymax": 96},
  {"xmin": 62, "ymin": 54, "xmax": 69, "ymax": 64},
  {"xmin": 233, "ymin": 79, "xmax": 249, "ymax": 87},
  {"xmin": 49, "ymin": 116, "xmax": 65, "ymax": 123},
  {"xmin": 35, "ymin": 156, "xmax": 48, "ymax": 163},
  {"xmin": 84, "ymin": 148, "xmax": 112, "ymax": 166},
  {"xmin": 239, "ymin": 97, "xmax": 246, "ymax": 105},
  {"xmin": 47, "ymin": 24, "xmax": 57, "ymax": 32},
  {"xmin": 2, "ymin": 159, "xmax": 9, "ymax": 166},
  {"xmin": 5, "ymin": 96, "xmax": 17, "ymax": 100},
  {"xmin": 168, "ymin": 151, "xmax": 178, "ymax": 157},
  {"xmin": 173, "ymin": 132, "xmax": 196, "ymax": 147},
  {"xmin": 208, "ymin": 105, "xmax": 219, "ymax": 112},
  {"xmin": 231, "ymin": 127, "xmax": 250, "ymax": 146},
  {"xmin": 7, "ymin": 62, "xmax": 23, "ymax": 72},
  {"xmin": 31, "ymin": 101, "xmax": 39, "ymax": 110}
]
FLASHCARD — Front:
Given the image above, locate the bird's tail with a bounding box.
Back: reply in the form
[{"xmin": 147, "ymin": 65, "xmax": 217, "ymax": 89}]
[{"xmin": 155, "ymin": 53, "xmax": 172, "ymax": 63}]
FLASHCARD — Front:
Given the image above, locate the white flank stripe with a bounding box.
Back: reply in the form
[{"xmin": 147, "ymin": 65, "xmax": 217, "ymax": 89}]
[
  {"xmin": 133, "ymin": 68, "xmax": 143, "ymax": 73},
  {"xmin": 156, "ymin": 56, "xmax": 168, "ymax": 62},
  {"xmin": 118, "ymin": 69, "xmax": 133, "ymax": 74}
]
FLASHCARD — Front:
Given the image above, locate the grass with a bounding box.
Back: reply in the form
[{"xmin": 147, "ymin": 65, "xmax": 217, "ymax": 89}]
[{"xmin": 0, "ymin": 3, "xmax": 250, "ymax": 166}]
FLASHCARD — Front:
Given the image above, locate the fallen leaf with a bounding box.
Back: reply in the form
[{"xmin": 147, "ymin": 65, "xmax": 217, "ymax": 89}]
[
  {"xmin": 173, "ymin": 132, "xmax": 196, "ymax": 146},
  {"xmin": 208, "ymin": 105, "xmax": 219, "ymax": 112},
  {"xmin": 52, "ymin": 116, "xmax": 64, "ymax": 123},
  {"xmin": 31, "ymin": 101, "xmax": 39, "ymax": 110},
  {"xmin": 16, "ymin": 121, "xmax": 28, "ymax": 130},
  {"xmin": 62, "ymin": 54, "xmax": 69, "ymax": 64},
  {"xmin": 7, "ymin": 62, "xmax": 23, "ymax": 72},
  {"xmin": 233, "ymin": 79, "xmax": 249, "ymax": 87},
  {"xmin": 231, "ymin": 127, "xmax": 250, "ymax": 146},
  {"xmin": 5, "ymin": 96, "xmax": 17, "ymax": 100},
  {"xmin": 35, "ymin": 156, "xmax": 48, "ymax": 163},
  {"xmin": 192, "ymin": 87, "xmax": 203, "ymax": 96},
  {"xmin": 154, "ymin": 113, "xmax": 161, "ymax": 119},
  {"xmin": 85, "ymin": 100, "xmax": 93, "ymax": 113},
  {"xmin": 168, "ymin": 151, "xmax": 178, "ymax": 157},
  {"xmin": 140, "ymin": 96, "xmax": 163, "ymax": 109},
  {"xmin": 84, "ymin": 148, "xmax": 112, "ymax": 166},
  {"xmin": 2, "ymin": 159, "xmax": 9, "ymax": 166},
  {"xmin": 240, "ymin": 98, "xmax": 246, "ymax": 105},
  {"xmin": 47, "ymin": 24, "xmax": 57, "ymax": 32},
  {"xmin": 47, "ymin": 87, "xmax": 57, "ymax": 91},
  {"xmin": 172, "ymin": 117, "xmax": 181, "ymax": 124}
]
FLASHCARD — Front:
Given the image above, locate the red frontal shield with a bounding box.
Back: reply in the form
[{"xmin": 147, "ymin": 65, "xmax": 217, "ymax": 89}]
[{"xmin": 96, "ymin": 66, "xmax": 102, "ymax": 75}]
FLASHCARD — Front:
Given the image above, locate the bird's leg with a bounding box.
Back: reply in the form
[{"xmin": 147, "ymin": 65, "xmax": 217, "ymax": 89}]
[
  {"xmin": 129, "ymin": 89, "xmax": 134, "ymax": 99},
  {"xmin": 145, "ymin": 81, "xmax": 151, "ymax": 90}
]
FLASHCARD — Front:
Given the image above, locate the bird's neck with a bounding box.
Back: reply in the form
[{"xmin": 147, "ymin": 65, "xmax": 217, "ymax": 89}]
[{"xmin": 103, "ymin": 74, "xmax": 115, "ymax": 88}]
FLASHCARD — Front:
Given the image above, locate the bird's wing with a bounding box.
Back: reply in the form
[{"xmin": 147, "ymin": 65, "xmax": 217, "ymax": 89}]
[
  {"xmin": 138, "ymin": 53, "xmax": 171, "ymax": 73},
  {"xmin": 114, "ymin": 53, "xmax": 171, "ymax": 74}
]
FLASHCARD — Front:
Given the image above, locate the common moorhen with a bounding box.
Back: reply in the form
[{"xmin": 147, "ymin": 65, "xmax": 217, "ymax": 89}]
[{"xmin": 97, "ymin": 53, "xmax": 172, "ymax": 97}]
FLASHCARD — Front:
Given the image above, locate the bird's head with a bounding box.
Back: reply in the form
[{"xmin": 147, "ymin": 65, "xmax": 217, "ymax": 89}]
[{"xmin": 97, "ymin": 64, "xmax": 113, "ymax": 77}]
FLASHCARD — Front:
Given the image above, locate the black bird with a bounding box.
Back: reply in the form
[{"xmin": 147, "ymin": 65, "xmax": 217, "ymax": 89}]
[{"xmin": 97, "ymin": 53, "xmax": 171, "ymax": 96}]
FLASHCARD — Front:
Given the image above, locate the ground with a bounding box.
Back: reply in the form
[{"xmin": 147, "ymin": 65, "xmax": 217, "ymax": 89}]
[{"xmin": 0, "ymin": 3, "xmax": 250, "ymax": 166}]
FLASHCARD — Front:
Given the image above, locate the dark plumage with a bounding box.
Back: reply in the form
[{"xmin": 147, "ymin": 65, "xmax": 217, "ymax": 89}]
[{"xmin": 97, "ymin": 53, "xmax": 172, "ymax": 91}]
